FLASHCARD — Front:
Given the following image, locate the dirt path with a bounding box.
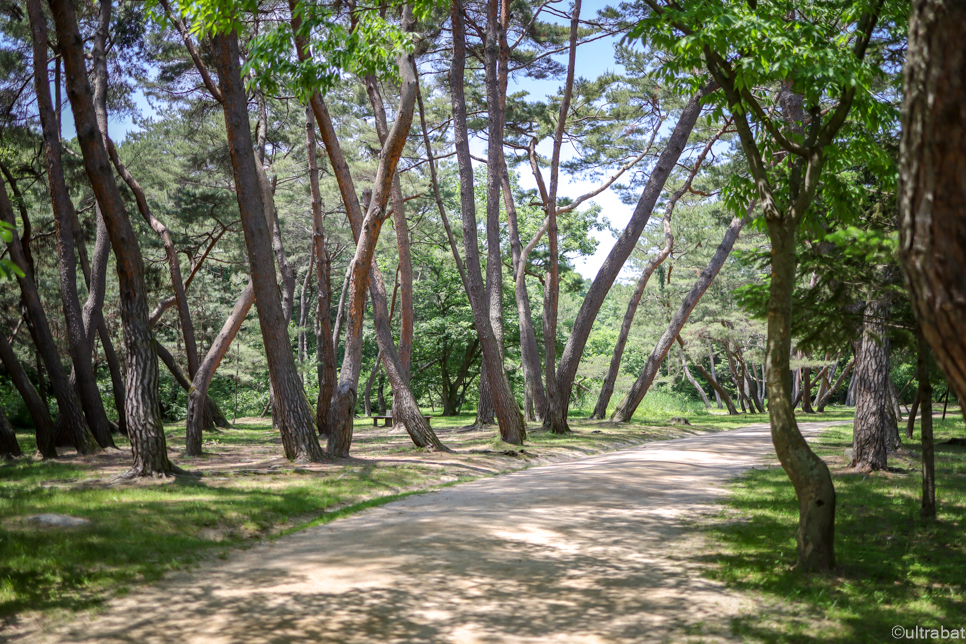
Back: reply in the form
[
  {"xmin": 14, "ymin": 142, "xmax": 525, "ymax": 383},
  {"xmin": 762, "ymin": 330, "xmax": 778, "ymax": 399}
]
[{"xmin": 22, "ymin": 420, "xmax": 851, "ymax": 644}]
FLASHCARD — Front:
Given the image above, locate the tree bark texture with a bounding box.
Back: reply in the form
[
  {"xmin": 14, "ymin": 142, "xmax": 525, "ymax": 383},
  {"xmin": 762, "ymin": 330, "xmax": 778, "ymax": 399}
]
[
  {"xmin": 49, "ymin": 0, "xmax": 174, "ymax": 476},
  {"xmin": 213, "ymin": 31, "xmax": 323, "ymax": 462},
  {"xmin": 851, "ymin": 300, "xmax": 892, "ymax": 471},
  {"xmin": 549, "ymin": 82, "xmax": 716, "ymax": 433},
  {"xmin": 612, "ymin": 215, "xmax": 746, "ymax": 422},
  {"xmin": 899, "ymin": 0, "xmax": 966, "ymax": 422},
  {"xmin": 450, "ymin": 0, "xmax": 525, "ymax": 444}
]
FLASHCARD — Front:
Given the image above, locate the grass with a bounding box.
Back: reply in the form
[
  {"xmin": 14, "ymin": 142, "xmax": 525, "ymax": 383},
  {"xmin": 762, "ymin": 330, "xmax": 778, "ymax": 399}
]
[
  {"xmin": 0, "ymin": 407, "xmax": 710, "ymax": 626},
  {"xmin": 707, "ymin": 412, "xmax": 966, "ymax": 643}
]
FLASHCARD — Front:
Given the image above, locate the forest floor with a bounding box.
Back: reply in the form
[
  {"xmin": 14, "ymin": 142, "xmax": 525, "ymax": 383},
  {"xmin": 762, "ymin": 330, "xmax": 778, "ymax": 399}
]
[
  {"xmin": 0, "ymin": 407, "xmax": 753, "ymax": 639},
  {"xmin": 4, "ymin": 412, "xmax": 860, "ymax": 644}
]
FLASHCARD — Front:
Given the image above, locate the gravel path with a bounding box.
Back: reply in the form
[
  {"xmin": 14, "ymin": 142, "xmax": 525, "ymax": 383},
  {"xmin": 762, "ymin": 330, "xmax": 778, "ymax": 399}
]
[{"xmin": 23, "ymin": 420, "xmax": 851, "ymax": 644}]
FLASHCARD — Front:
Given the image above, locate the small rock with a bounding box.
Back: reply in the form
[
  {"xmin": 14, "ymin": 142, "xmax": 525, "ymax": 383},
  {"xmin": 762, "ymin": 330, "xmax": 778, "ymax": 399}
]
[
  {"xmin": 669, "ymin": 417, "xmax": 691, "ymax": 426},
  {"xmin": 27, "ymin": 514, "xmax": 90, "ymax": 528}
]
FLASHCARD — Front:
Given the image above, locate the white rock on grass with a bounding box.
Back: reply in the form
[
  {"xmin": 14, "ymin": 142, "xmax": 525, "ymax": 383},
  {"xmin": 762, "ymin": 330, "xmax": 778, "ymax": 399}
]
[{"xmin": 26, "ymin": 514, "xmax": 90, "ymax": 528}]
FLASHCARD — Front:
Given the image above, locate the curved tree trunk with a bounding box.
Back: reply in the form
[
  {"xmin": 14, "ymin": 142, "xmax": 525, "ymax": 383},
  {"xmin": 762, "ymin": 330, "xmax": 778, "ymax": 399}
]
[
  {"xmin": 185, "ymin": 281, "xmax": 255, "ymax": 455},
  {"xmin": 49, "ymin": 0, "xmax": 173, "ymax": 476},
  {"xmin": 817, "ymin": 357, "xmax": 854, "ymax": 411},
  {"xmin": 680, "ymin": 346, "xmax": 711, "ymax": 408},
  {"xmin": 851, "ymin": 300, "xmax": 892, "ymax": 471},
  {"xmin": 613, "ymin": 215, "xmax": 746, "ymax": 422},
  {"xmin": 549, "ymin": 82, "xmax": 717, "ymax": 434},
  {"xmin": 905, "ymin": 390, "xmax": 920, "ymax": 440},
  {"xmin": 765, "ymin": 216, "xmax": 836, "ymax": 571},
  {"xmin": 0, "ymin": 330, "xmax": 55, "ymax": 457},
  {"xmin": 899, "ymin": 0, "xmax": 966, "ymax": 420}
]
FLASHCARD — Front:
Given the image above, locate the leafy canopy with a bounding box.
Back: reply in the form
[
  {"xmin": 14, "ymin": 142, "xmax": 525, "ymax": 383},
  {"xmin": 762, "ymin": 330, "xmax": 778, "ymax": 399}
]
[{"xmin": 149, "ymin": 0, "xmax": 417, "ymax": 101}]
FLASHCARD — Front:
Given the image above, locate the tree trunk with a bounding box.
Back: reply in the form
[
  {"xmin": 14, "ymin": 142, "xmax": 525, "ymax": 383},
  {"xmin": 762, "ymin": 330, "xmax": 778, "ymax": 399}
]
[
  {"xmin": 613, "ymin": 215, "xmax": 746, "ymax": 422},
  {"xmin": 289, "ymin": 5, "xmax": 437, "ymax": 453},
  {"xmin": 305, "ymin": 103, "xmax": 337, "ymax": 436},
  {"xmin": 739, "ymin": 351, "xmax": 765, "ymax": 413},
  {"xmin": 764, "ymin": 216, "xmax": 836, "ymax": 571},
  {"xmin": 851, "ymin": 300, "xmax": 891, "ymax": 471},
  {"xmin": 686, "ymin": 341, "xmax": 739, "ymax": 415},
  {"xmin": 297, "ymin": 256, "xmax": 313, "ymax": 368},
  {"xmin": 917, "ymin": 331, "xmax": 935, "ymax": 518},
  {"xmin": 906, "ymin": 390, "xmax": 920, "ymax": 440},
  {"xmin": 709, "ymin": 343, "xmax": 723, "ymax": 409},
  {"xmin": 212, "ymin": 31, "xmax": 323, "ymax": 462},
  {"xmin": 185, "ymin": 280, "xmax": 255, "ymax": 455},
  {"xmin": 549, "ymin": 82, "xmax": 717, "ymax": 433},
  {"xmin": 0, "ymin": 330, "xmax": 55, "ymax": 457},
  {"xmin": 450, "ymin": 0, "xmax": 525, "ymax": 444},
  {"xmin": 817, "ymin": 357, "xmax": 854, "ymax": 411},
  {"xmin": 591, "ymin": 213, "xmax": 672, "ymax": 419},
  {"xmin": 365, "ymin": 356, "xmax": 381, "ymax": 418},
  {"xmin": 801, "ymin": 367, "xmax": 815, "ymax": 413},
  {"xmin": 899, "ymin": 0, "xmax": 966, "ymax": 421},
  {"xmin": 538, "ymin": 0, "xmax": 581, "ymax": 435},
  {"xmin": 502, "ymin": 160, "xmax": 547, "ymax": 422},
  {"xmin": 29, "ymin": 2, "xmax": 114, "ymax": 449},
  {"xmin": 49, "ymin": 0, "xmax": 173, "ymax": 476},
  {"xmin": 322, "ymin": 9, "xmax": 443, "ymax": 454},
  {"xmin": 0, "ymin": 402, "xmax": 22, "ymax": 459},
  {"xmin": 85, "ymin": 208, "xmax": 128, "ymax": 435},
  {"xmin": 364, "ymin": 74, "xmax": 416, "ymax": 431},
  {"xmin": 680, "ymin": 345, "xmax": 711, "ymax": 408}
]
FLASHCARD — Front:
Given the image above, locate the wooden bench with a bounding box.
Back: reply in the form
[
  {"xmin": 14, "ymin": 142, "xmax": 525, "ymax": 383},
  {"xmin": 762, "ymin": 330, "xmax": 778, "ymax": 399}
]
[{"xmin": 370, "ymin": 415, "xmax": 433, "ymax": 427}]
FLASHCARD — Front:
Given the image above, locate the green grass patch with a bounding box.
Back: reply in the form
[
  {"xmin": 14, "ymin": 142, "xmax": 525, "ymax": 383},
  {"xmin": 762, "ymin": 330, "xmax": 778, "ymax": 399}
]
[
  {"xmin": 0, "ymin": 452, "xmax": 435, "ymax": 621},
  {"xmin": 707, "ymin": 415, "xmax": 966, "ymax": 643}
]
